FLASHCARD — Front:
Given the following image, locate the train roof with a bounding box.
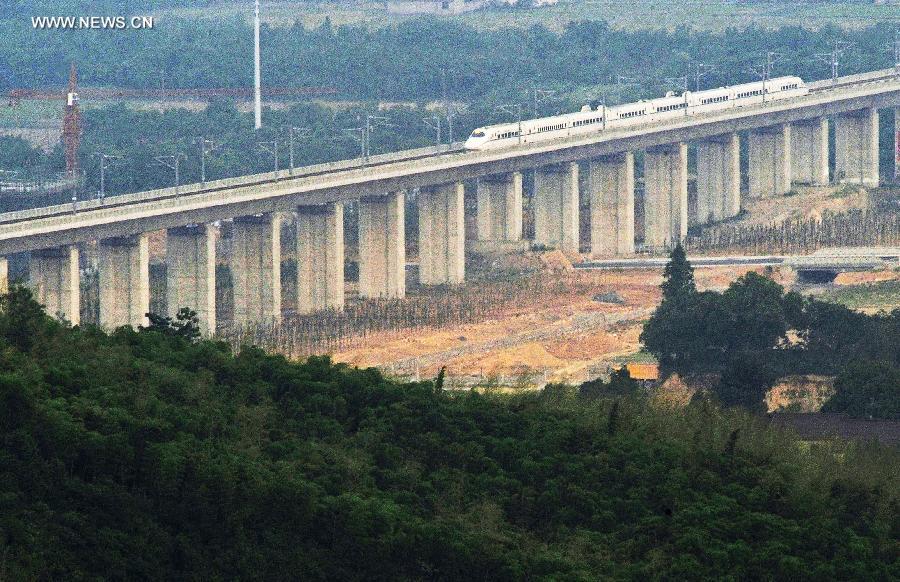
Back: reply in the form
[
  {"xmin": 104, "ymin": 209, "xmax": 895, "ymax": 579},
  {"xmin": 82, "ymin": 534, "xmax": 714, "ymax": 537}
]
[{"xmin": 472, "ymin": 75, "xmax": 806, "ymax": 134}]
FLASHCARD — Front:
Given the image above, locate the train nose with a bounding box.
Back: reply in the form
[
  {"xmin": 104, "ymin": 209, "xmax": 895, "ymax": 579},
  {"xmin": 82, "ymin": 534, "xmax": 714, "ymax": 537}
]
[{"xmin": 464, "ymin": 138, "xmax": 484, "ymax": 150}]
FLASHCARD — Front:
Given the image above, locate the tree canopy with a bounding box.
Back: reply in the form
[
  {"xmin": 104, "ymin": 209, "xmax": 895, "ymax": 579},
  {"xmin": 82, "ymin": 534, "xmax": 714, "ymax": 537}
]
[
  {"xmin": 641, "ymin": 250, "xmax": 900, "ymax": 417},
  {"xmin": 0, "ymin": 287, "xmax": 897, "ymax": 578}
]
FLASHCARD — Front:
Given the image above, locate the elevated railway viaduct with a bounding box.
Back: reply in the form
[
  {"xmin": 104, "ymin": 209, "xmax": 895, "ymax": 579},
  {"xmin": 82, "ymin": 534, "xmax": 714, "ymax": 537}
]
[{"xmin": 0, "ymin": 69, "xmax": 897, "ymax": 334}]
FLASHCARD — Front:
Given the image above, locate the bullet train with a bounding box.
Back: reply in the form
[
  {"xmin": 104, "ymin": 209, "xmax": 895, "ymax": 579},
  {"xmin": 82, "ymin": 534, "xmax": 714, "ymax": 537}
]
[{"xmin": 464, "ymin": 76, "xmax": 808, "ymax": 150}]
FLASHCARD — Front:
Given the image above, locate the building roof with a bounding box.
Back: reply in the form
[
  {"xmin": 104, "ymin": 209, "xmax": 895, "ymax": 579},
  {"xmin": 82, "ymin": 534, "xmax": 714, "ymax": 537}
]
[{"xmin": 626, "ymin": 362, "xmax": 659, "ymax": 381}]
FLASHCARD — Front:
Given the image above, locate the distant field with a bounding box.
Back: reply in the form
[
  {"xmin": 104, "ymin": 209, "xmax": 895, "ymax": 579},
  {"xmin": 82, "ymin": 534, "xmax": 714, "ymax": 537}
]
[
  {"xmin": 821, "ymin": 278, "xmax": 900, "ymax": 311},
  {"xmin": 157, "ymin": 0, "xmax": 900, "ymax": 31}
]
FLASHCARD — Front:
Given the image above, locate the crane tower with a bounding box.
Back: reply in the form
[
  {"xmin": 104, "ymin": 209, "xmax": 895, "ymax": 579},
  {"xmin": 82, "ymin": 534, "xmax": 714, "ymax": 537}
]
[{"xmin": 62, "ymin": 62, "xmax": 81, "ymax": 178}]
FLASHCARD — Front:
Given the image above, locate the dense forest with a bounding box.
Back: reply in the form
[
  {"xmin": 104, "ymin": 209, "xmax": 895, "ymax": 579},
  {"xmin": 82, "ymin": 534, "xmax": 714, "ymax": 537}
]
[
  {"xmin": 642, "ymin": 246, "xmax": 900, "ymax": 418},
  {"xmin": 2, "ymin": 14, "xmax": 896, "ymax": 100},
  {"xmin": 0, "ymin": 284, "xmax": 898, "ymax": 579}
]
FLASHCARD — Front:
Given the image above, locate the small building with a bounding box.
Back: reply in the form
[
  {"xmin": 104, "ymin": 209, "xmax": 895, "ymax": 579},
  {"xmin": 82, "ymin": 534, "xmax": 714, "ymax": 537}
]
[
  {"xmin": 626, "ymin": 362, "xmax": 660, "ymax": 382},
  {"xmin": 385, "ymin": 0, "xmax": 488, "ymax": 15}
]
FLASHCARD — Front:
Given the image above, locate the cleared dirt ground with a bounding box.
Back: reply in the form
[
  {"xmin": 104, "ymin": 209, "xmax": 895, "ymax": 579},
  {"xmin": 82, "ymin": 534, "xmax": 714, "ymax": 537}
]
[{"xmin": 332, "ymin": 265, "xmax": 792, "ymax": 387}]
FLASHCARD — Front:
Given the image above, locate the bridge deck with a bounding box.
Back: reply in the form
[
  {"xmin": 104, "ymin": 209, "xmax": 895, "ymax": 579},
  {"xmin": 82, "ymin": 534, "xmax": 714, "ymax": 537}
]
[{"xmin": 0, "ymin": 69, "xmax": 897, "ymax": 255}]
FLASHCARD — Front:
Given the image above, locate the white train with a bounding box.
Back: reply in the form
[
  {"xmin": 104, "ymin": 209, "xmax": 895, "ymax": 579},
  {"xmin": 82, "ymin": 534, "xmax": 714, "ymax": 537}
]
[{"xmin": 464, "ymin": 76, "xmax": 808, "ymax": 150}]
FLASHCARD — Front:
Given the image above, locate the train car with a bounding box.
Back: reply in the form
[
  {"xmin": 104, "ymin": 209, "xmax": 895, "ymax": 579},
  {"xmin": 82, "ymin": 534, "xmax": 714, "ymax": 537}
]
[{"xmin": 464, "ymin": 76, "xmax": 808, "ymax": 151}]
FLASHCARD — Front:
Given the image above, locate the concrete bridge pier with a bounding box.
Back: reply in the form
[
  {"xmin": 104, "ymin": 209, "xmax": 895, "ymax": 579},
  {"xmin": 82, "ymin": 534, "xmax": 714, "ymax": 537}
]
[
  {"xmin": 99, "ymin": 234, "xmax": 149, "ymax": 329},
  {"xmin": 696, "ymin": 133, "xmax": 740, "ymax": 224},
  {"xmin": 533, "ymin": 162, "xmax": 579, "ymax": 253},
  {"xmin": 748, "ymin": 123, "xmax": 792, "ymax": 197},
  {"xmin": 29, "ymin": 245, "xmax": 80, "ymax": 324},
  {"xmin": 418, "ymin": 183, "xmax": 465, "ymax": 286},
  {"xmin": 895, "ymin": 108, "xmax": 899, "ymax": 181},
  {"xmin": 588, "ymin": 152, "xmax": 634, "ymax": 257},
  {"xmin": 791, "ymin": 117, "xmax": 829, "ymax": 186},
  {"xmin": 358, "ymin": 192, "xmax": 405, "ymax": 299},
  {"xmin": 296, "ymin": 203, "xmax": 344, "ymax": 313},
  {"xmin": 476, "ymin": 172, "xmax": 522, "ymax": 246},
  {"xmin": 644, "ymin": 143, "xmax": 688, "ymax": 249},
  {"xmin": 835, "ymin": 108, "xmax": 879, "ymax": 187},
  {"xmin": 0, "ymin": 257, "xmax": 7, "ymax": 294},
  {"xmin": 230, "ymin": 214, "xmax": 281, "ymax": 327},
  {"xmin": 167, "ymin": 224, "xmax": 216, "ymax": 335}
]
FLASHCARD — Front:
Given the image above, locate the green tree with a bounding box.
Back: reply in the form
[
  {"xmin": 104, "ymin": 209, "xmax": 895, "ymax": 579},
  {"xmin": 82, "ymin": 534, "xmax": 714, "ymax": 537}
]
[
  {"xmin": 660, "ymin": 244, "xmax": 695, "ymax": 302},
  {"xmin": 715, "ymin": 354, "xmax": 777, "ymax": 413},
  {"xmin": 578, "ymin": 366, "xmax": 639, "ymax": 398},
  {"xmin": 823, "ymin": 360, "xmax": 900, "ymax": 419},
  {"xmin": 143, "ymin": 307, "xmax": 201, "ymax": 341}
]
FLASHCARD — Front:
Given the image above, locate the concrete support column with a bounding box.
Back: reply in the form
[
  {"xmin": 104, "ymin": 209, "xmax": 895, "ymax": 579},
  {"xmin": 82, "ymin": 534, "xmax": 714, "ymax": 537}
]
[
  {"xmin": 895, "ymin": 108, "xmax": 899, "ymax": 182},
  {"xmin": 296, "ymin": 203, "xmax": 344, "ymax": 313},
  {"xmin": 748, "ymin": 124, "xmax": 792, "ymax": 198},
  {"xmin": 476, "ymin": 172, "xmax": 522, "ymax": 242},
  {"xmin": 167, "ymin": 224, "xmax": 216, "ymax": 335},
  {"xmin": 791, "ymin": 117, "xmax": 829, "ymax": 186},
  {"xmin": 230, "ymin": 213, "xmax": 281, "ymax": 326},
  {"xmin": 0, "ymin": 257, "xmax": 7, "ymax": 294},
  {"xmin": 644, "ymin": 143, "xmax": 688, "ymax": 249},
  {"xmin": 835, "ymin": 108, "xmax": 879, "ymax": 187},
  {"xmin": 99, "ymin": 234, "xmax": 149, "ymax": 329},
  {"xmin": 358, "ymin": 192, "xmax": 405, "ymax": 299},
  {"xmin": 29, "ymin": 245, "xmax": 80, "ymax": 324},
  {"xmin": 696, "ymin": 133, "xmax": 741, "ymax": 224},
  {"xmin": 533, "ymin": 162, "xmax": 579, "ymax": 253},
  {"xmin": 418, "ymin": 182, "xmax": 465, "ymax": 286},
  {"xmin": 589, "ymin": 152, "xmax": 634, "ymax": 257}
]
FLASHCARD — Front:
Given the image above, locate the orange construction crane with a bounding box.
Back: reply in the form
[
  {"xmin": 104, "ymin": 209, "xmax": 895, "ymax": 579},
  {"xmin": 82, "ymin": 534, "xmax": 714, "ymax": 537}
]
[{"xmin": 8, "ymin": 63, "xmax": 340, "ymax": 177}]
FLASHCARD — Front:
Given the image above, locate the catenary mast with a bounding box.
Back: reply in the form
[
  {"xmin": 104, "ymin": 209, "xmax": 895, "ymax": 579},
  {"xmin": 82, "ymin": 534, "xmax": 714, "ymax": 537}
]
[{"xmin": 254, "ymin": 0, "xmax": 262, "ymax": 129}]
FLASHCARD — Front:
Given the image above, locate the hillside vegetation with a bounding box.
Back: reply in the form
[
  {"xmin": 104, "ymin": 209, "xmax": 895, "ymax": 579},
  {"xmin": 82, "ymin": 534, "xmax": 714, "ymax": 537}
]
[
  {"xmin": 1, "ymin": 287, "xmax": 898, "ymax": 579},
  {"xmin": 642, "ymin": 247, "xmax": 900, "ymax": 419}
]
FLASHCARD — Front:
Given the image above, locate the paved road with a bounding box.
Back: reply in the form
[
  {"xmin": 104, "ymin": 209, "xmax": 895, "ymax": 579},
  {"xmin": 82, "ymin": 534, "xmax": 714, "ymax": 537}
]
[
  {"xmin": 576, "ymin": 251, "xmax": 898, "ymax": 271},
  {"xmin": 575, "ymin": 256, "xmax": 787, "ymax": 269}
]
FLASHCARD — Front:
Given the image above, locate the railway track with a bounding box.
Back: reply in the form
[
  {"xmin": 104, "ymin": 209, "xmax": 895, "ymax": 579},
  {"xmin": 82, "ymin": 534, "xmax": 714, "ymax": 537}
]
[
  {"xmin": 0, "ymin": 144, "xmax": 468, "ymax": 226},
  {"xmin": 0, "ymin": 69, "xmax": 895, "ymax": 228},
  {"xmin": 809, "ymin": 70, "xmax": 898, "ymax": 93}
]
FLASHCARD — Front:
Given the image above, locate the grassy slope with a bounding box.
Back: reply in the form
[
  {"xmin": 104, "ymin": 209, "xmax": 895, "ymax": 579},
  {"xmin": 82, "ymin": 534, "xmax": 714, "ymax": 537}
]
[{"xmin": 821, "ymin": 279, "xmax": 900, "ymax": 311}]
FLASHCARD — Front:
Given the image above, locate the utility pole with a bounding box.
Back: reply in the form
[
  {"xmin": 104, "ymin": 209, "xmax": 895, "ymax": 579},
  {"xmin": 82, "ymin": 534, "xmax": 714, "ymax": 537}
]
[
  {"xmin": 887, "ymin": 31, "xmax": 900, "ymax": 180},
  {"xmin": 749, "ymin": 51, "xmax": 782, "ymax": 104},
  {"xmin": 895, "ymin": 29, "xmax": 900, "ymax": 73},
  {"xmin": 664, "ymin": 75, "xmax": 690, "ymax": 116},
  {"xmin": 441, "ymin": 68, "xmax": 456, "ymax": 149},
  {"xmin": 529, "ymin": 86, "xmax": 555, "ymax": 118},
  {"xmin": 288, "ymin": 126, "xmax": 311, "ymax": 175},
  {"xmin": 886, "ymin": 28, "xmax": 900, "ymax": 75},
  {"xmin": 155, "ymin": 154, "xmax": 186, "ymax": 194},
  {"xmin": 694, "ymin": 62, "xmax": 716, "ymax": 91},
  {"xmin": 254, "ymin": 0, "xmax": 262, "ymax": 130},
  {"xmin": 814, "ymin": 41, "xmax": 852, "ymax": 85},
  {"xmin": 422, "ymin": 115, "xmax": 442, "ymax": 149},
  {"xmin": 364, "ymin": 115, "xmax": 390, "ymax": 158},
  {"xmin": 495, "ymin": 104, "xmax": 524, "ymax": 144},
  {"xmin": 342, "ymin": 127, "xmax": 366, "ymax": 160},
  {"xmin": 599, "ymin": 93, "xmax": 607, "ymax": 130},
  {"xmin": 257, "ymin": 140, "xmax": 279, "ymax": 172},
  {"xmin": 195, "ymin": 136, "xmax": 217, "ymax": 184},
  {"xmin": 92, "ymin": 152, "xmax": 121, "ymax": 200}
]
